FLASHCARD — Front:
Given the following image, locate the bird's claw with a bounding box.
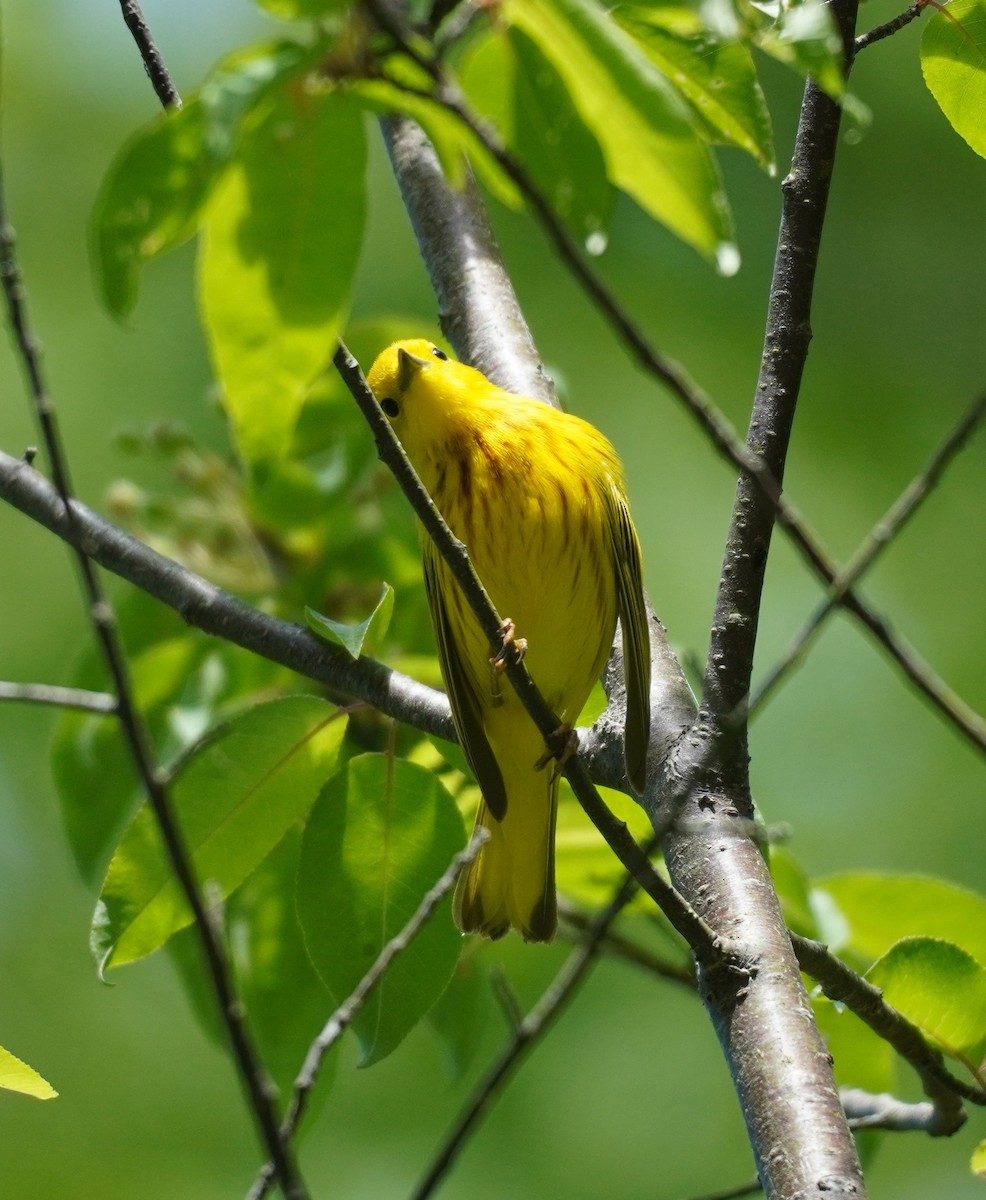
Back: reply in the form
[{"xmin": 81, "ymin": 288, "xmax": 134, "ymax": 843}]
[
  {"xmin": 534, "ymin": 724, "xmax": 578, "ymax": 783},
  {"xmin": 490, "ymin": 619, "xmax": 527, "ymax": 673}
]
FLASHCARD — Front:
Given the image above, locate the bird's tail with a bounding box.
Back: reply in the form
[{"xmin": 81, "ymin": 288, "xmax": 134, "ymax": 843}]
[{"xmin": 453, "ymin": 769, "xmax": 559, "ymax": 943}]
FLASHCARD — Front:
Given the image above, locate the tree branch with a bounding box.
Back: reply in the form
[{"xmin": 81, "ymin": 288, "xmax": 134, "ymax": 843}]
[
  {"xmin": 654, "ymin": 2, "xmax": 870, "ymax": 1194},
  {"xmin": 0, "ymin": 448, "xmax": 456, "ymax": 741},
  {"xmin": 380, "ymin": 114, "xmax": 555, "ymax": 405},
  {"xmin": 793, "ymin": 935, "xmax": 983, "ymax": 1129},
  {"xmin": 0, "ymin": 681, "xmax": 118, "ymax": 714},
  {"xmin": 854, "ymin": 3, "xmax": 925, "ymax": 53},
  {"xmin": 245, "ymin": 828, "xmax": 490, "ymax": 1200},
  {"xmin": 333, "ymin": 343, "xmax": 724, "ymax": 963},
  {"xmin": 368, "ymin": 38, "xmax": 986, "ymax": 759},
  {"xmin": 368, "ymin": 24, "xmax": 873, "ymax": 1195},
  {"xmin": 0, "ymin": 165, "xmax": 306, "ymax": 1197},
  {"xmin": 412, "ymin": 870, "xmax": 641, "ymax": 1200},
  {"xmin": 116, "ymin": 0, "xmax": 182, "ymax": 109},
  {"xmin": 748, "ymin": 387, "xmax": 986, "ymax": 717}
]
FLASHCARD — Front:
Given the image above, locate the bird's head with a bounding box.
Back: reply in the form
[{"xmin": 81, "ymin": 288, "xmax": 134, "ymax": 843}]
[{"xmin": 366, "ymin": 339, "xmax": 491, "ymax": 459}]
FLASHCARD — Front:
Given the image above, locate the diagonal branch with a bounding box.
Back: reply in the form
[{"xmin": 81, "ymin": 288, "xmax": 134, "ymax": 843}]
[
  {"xmin": 245, "ymin": 828, "xmax": 491, "ymax": 1200},
  {"xmin": 412, "ymin": 869, "xmax": 641, "ymax": 1200},
  {"xmin": 333, "ymin": 343, "xmax": 724, "ymax": 962},
  {"xmin": 370, "ymin": 34, "xmax": 869, "ymax": 1198},
  {"xmin": 0, "ymin": 447, "xmax": 675, "ymax": 789},
  {"xmin": 0, "ymin": 176, "xmax": 307, "ymax": 1198},
  {"xmin": 0, "ymin": 448, "xmax": 455, "ymax": 741},
  {"xmin": 367, "ymin": 39, "xmax": 986, "ymax": 759},
  {"xmin": 793, "ymin": 935, "xmax": 983, "ymax": 1128},
  {"xmin": 117, "ymin": 0, "xmax": 182, "ymax": 108},
  {"xmin": 748, "ymin": 387, "xmax": 986, "ymax": 716},
  {"xmin": 0, "ymin": 681, "xmax": 118, "ymax": 714}
]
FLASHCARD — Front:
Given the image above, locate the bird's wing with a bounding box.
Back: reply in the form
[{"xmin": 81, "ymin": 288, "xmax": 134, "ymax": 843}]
[
  {"xmin": 423, "ymin": 544, "xmax": 508, "ymax": 820},
  {"xmin": 608, "ymin": 487, "xmax": 652, "ymax": 794}
]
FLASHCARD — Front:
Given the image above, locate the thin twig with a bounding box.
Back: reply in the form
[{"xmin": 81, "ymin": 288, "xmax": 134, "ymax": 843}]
[
  {"xmin": 412, "ymin": 870, "xmax": 641, "ymax": 1200},
  {"xmin": 245, "ymin": 828, "xmax": 490, "ymax": 1200},
  {"xmin": 117, "ymin": 0, "xmax": 182, "ymax": 108},
  {"xmin": 0, "ymin": 681, "xmax": 118, "ymax": 714},
  {"xmin": 854, "ymin": 3, "xmax": 925, "ymax": 52},
  {"xmin": 557, "ymin": 898, "xmax": 696, "ymax": 990},
  {"xmin": 747, "ymin": 388, "xmax": 986, "ymax": 717},
  {"xmin": 792, "ymin": 935, "xmax": 981, "ymax": 1131},
  {"xmin": 0, "ymin": 44, "xmax": 305, "ymax": 1200},
  {"xmin": 841, "ymin": 1088, "xmax": 945, "ymax": 1133}
]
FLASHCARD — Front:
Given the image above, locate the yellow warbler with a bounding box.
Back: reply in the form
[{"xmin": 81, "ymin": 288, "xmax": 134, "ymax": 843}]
[{"xmin": 367, "ymin": 339, "xmax": 650, "ymax": 942}]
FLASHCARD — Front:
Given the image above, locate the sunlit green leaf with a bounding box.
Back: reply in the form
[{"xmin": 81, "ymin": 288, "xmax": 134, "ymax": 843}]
[
  {"xmin": 168, "ymin": 828, "xmax": 334, "ymax": 1096},
  {"xmin": 868, "ymin": 936, "xmax": 986, "ymax": 1062},
  {"xmin": 297, "ymin": 754, "xmax": 466, "ymax": 1066},
  {"xmin": 742, "ymin": 0, "xmax": 845, "ymax": 100},
  {"xmin": 614, "ymin": 6, "xmax": 775, "ymax": 169},
  {"xmin": 460, "ymin": 27, "xmax": 614, "ymax": 242},
  {"xmin": 972, "ymin": 1138, "xmax": 986, "ymax": 1178},
  {"xmin": 91, "ymin": 41, "xmax": 311, "ymax": 319},
  {"xmin": 0, "ymin": 1047, "xmax": 57, "ymax": 1100},
  {"xmin": 306, "ymin": 582, "xmax": 394, "ymax": 659},
  {"xmin": 350, "ymin": 61, "xmax": 522, "ymax": 209},
  {"xmin": 921, "ymin": 0, "xmax": 986, "ymax": 160},
  {"xmin": 199, "ymin": 88, "xmax": 366, "ymax": 466},
  {"xmin": 503, "ymin": 0, "xmax": 736, "ymax": 268},
  {"xmin": 91, "ymin": 101, "xmax": 213, "ymax": 319},
  {"xmin": 93, "ymin": 696, "xmax": 347, "ymax": 970},
  {"xmin": 813, "ymin": 872, "xmax": 986, "ymax": 968},
  {"xmin": 555, "ymin": 782, "xmax": 653, "ymax": 906}
]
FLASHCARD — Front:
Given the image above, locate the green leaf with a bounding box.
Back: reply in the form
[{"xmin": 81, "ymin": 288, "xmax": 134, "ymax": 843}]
[
  {"xmin": 91, "ymin": 41, "xmax": 311, "ymax": 319},
  {"xmin": 460, "ymin": 27, "xmax": 614, "ymax": 242},
  {"xmin": 868, "ymin": 936, "xmax": 986, "ymax": 1062},
  {"xmin": 921, "ymin": 0, "xmax": 986, "ymax": 160},
  {"xmin": 305, "ymin": 582, "xmax": 394, "ymax": 659},
  {"xmin": 350, "ymin": 62, "xmax": 522, "ymax": 210},
  {"xmin": 93, "ymin": 696, "xmax": 347, "ymax": 970},
  {"xmin": 503, "ymin": 0, "xmax": 736, "ymax": 268},
  {"xmin": 426, "ymin": 955, "xmax": 491, "ymax": 1080},
  {"xmin": 91, "ymin": 101, "xmax": 213, "ymax": 318},
  {"xmin": 555, "ymin": 782, "xmax": 654, "ymax": 911},
  {"xmin": 168, "ymin": 828, "xmax": 334, "ymax": 1096},
  {"xmin": 813, "ymin": 872, "xmax": 986, "ymax": 968},
  {"xmin": 614, "ymin": 6, "xmax": 775, "ymax": 169},
  {"xmin": 297, "ymin": 754, "xmax": 466, "ymax": 1066},
  {"xmin": 198, "ymin": 88, "xmax": 367, "ymax": 467},
  {"xmin": 0, "ymin": 1046, "xmax": 58, "ymax": 1100},
  {"xmin": 972, "ymin": 1139, "xmax": 986, "ymax": 1179},
  {"xmin": 741, "ymin": 0, "xmax": 845, "ymax": 100}
]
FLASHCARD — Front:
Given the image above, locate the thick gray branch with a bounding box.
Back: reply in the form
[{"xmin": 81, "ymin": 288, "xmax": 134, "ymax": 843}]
[{"xmin": 0, "ymin": 450, "xmax": 454, "ymax": 740}]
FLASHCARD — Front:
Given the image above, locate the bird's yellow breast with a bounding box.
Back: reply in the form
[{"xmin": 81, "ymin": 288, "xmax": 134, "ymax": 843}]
[{"xmin": 417, "ymin": 399, "xmax": 621, "ymax": 721}]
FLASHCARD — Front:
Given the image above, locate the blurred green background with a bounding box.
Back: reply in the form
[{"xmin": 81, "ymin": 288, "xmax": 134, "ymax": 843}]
[{"xmin": 1, "ymin": 1, "xmax": 984, "ymax": 1197}]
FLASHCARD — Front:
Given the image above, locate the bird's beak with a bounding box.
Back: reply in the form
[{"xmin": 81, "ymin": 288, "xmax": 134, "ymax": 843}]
[{"xmin": 397, "ymin": 348, "xmax": 430, "ymax": 391}]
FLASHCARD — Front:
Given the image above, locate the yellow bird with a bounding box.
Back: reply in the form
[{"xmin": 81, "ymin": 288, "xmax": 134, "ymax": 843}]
[{"xmin": 367, "ymin": 339, "xmax": 650, "ymax": 942}]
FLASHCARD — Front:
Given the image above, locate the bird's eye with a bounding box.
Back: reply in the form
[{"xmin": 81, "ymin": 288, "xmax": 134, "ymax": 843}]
[
  {"xmin": 381, "ymin": 397, "xmax": 400, "ymax": 418},
  {"xmin": 431, "ymin": 347, "xmax": 448, "ymax": 361}
]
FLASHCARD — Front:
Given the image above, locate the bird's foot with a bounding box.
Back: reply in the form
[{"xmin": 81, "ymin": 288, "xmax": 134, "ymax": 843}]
[
  {"xmin": 490, "ymin": 618, "xmax": 528, "ymax": 673},
  {"xmin": 534, "ymin": 724, "xmax": 579, "ymax": 783}
]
